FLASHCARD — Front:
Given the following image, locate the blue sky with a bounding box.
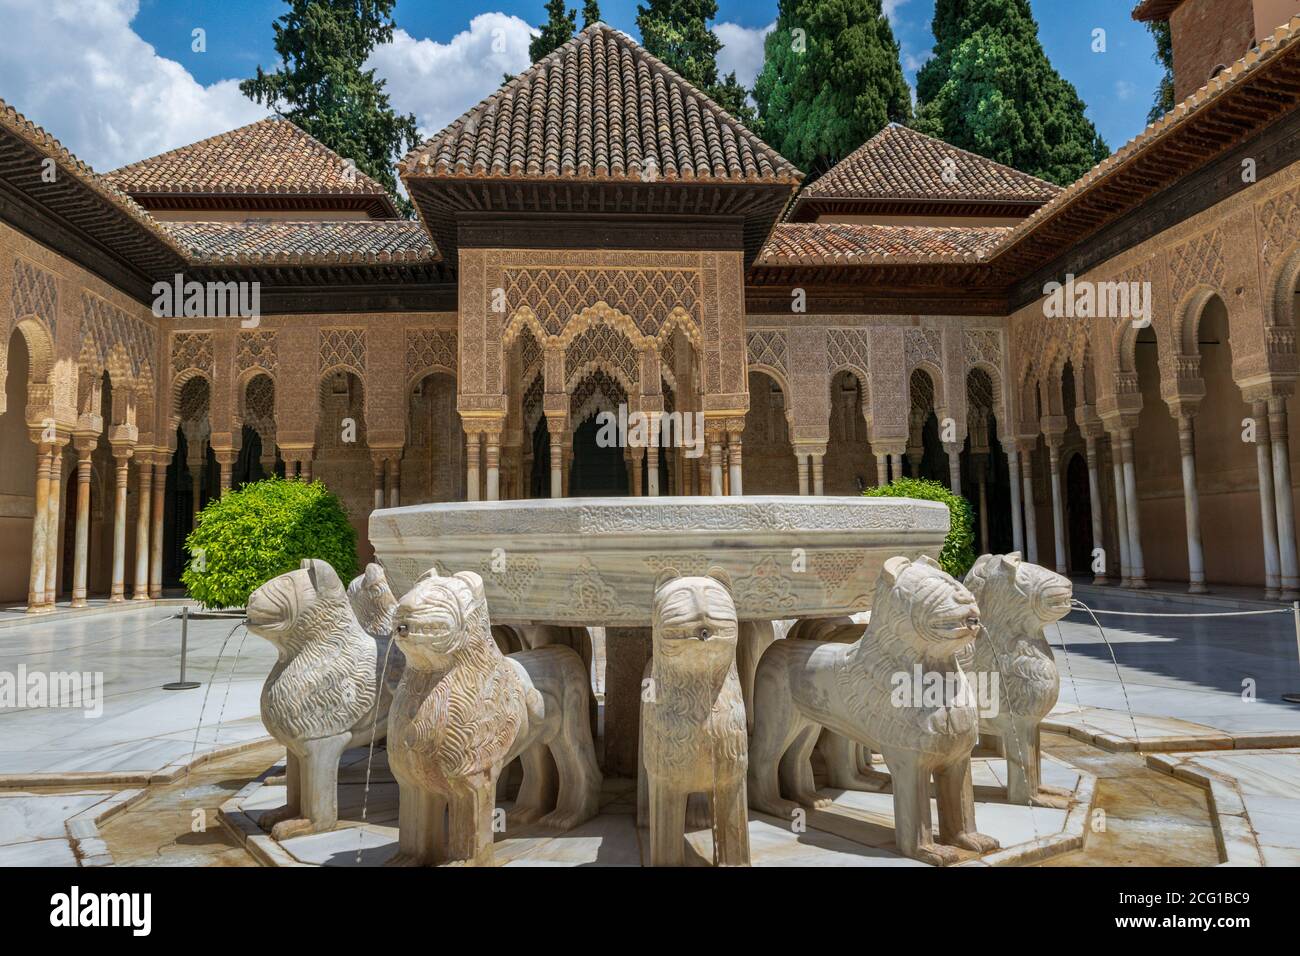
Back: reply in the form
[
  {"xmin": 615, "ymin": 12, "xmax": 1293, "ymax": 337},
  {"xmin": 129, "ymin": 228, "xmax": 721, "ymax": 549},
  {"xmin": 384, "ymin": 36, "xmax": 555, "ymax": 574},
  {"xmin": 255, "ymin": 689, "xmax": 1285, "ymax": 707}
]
[{"xmin": 0, "ymin": 0, "xmax": 1164, "ymax": 173}]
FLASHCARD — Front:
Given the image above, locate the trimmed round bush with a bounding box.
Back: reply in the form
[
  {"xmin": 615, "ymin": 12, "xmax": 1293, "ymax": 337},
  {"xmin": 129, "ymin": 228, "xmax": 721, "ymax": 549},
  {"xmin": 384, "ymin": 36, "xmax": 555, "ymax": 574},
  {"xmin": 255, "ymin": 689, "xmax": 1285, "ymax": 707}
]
[
  {"xmin": 863, "ymin": 476, "xmax": 976, "ymax": 579},
  {"xmin": 182, "ymin": 477, "xmax": 358, "ymax": 610}
]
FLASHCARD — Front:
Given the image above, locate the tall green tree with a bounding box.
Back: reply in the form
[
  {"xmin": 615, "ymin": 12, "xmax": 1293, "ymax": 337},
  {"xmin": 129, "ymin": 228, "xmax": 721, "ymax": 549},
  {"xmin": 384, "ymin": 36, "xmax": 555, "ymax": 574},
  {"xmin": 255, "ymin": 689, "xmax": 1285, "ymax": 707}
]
[
  {"xmin": 531, "ymin": 0, "xmax": 578, "ymax": 62},
  {"xmin": 752, "ymin": 0, "xmax": 912, "ymax": 179},
  {"xmin": 914, "ymin": 0, "xmax": 1108, "ymax": 186},
  {"xmin": 1147, "ymin": 19, "xmax": 1175, "ymax": 124},
  {"xmin": 582, "ymin": 0, "xmax": 602, "ymax": 28},
  {"xmin": 636, "ymin": 0, "xmax": 758, "ymax": 127},
  {"xmin": 241, "ymin": 0, "xmax": 419, "ymax": 216}
]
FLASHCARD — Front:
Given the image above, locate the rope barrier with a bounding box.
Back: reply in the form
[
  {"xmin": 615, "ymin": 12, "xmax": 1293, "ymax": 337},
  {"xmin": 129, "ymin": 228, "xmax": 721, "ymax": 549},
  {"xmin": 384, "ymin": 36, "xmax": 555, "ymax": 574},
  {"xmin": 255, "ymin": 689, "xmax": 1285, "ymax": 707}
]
[{"xmin": 1066, "ymin": 605, "xmax": 1289, "ymax": 618}]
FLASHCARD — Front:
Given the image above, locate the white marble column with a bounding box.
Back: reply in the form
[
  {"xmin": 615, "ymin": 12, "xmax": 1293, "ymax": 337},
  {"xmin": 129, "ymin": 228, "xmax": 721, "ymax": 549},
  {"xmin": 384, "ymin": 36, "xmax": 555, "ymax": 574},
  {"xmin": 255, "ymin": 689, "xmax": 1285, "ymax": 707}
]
[
  {"xmin": 44, "ymin": 443, "xmax": 64, "ymax": 607},
  {"xmin": 71, "ymin": 440, "xmax": 94, "ymax": 608},
  {"xmin": 726, "ymin": 432, "xmax": 741, "ymax": 497},
  {"xmin": 466, "ymin": 429, "xmax": 481, "ymax": 502},
  {"xmin": 1019, "ymin": 446, "xmax": 1040, "ymax": 566},
  {"xmin": 388, "ymin": 456, "xmax": 401, "ymax": 507},
  {"xmin": 945, "ymin": 444, "xmax": 962, "ymax": 497},
  {"xmin": 796, "ymin": 452, "xmax": 810, "ymax": 496},
  {"xmin": 150, "ymin": 459, "xmax": 165, "ymax": 599},
  {"xmin": 1253, "ymin": 400, "xmax": 1281, "ymax": 598},
  {"xmin": 875, "ymin": 454, "xmax": 888, "ymax": 488},
  {"xmin": 1046, "ymin": 440, "xmax": 1067, "ymax": 574},
  {"xmin": 484, "ymin": 432, "xmax": 500, "ymax": 502},
  {"xmin": 26, "ymin": 443, "xmax": 51, "ymax": 612},
  {"xmin": 548, "ymin": 422, "xmax": 563, "ymax": 499},
  {"xmin": 1006, "ymin": 446, "xmax": 1025, "ymax": 557},
  {"xmin": 889, "ymin": 453, "xmax": 903, "ymax": 482},
  {"xmin": 1108, "ymin": 436, "xmax": 1131, "ymax": 586},
  {"xmin": 1268, "ymin": 397, "xmax": 1299, "ymax": 599},
  {"xmin": 709, "ymin": 440, "xmax": 724, "ymax": 495},
  {"xmin": 811, "ymin": 451, "xmax": 825, "ymax": 496},
  {"xmin": 1120, "ymin": 429, "xmax": 1147, "ymax": 588},
  {"xmin": 1175, "ymin": 413, "xmax": 1207, "ymax": 593},
  {"xmin": 1084, "ymin": 434, "xmax": 1107, "ymax": 584},
  {"xmin": 110, "ymin": 450, "xmax": 130, "ymax": 602},
  {"xmin": 372, "ymin": 456, "xmax": 385, "ymax": 512},
  {"xmin": 132, "ymin": 457, "xmax": 152, "ymax": 600}
]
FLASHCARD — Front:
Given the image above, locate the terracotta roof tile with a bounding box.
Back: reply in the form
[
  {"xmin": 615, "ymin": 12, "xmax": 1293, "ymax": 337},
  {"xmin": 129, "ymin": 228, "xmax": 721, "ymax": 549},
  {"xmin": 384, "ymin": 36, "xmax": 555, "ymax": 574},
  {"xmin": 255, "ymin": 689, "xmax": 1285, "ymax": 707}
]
[
  {"xmin": 801, "ymin": 124, "xmax": 1061, "ymax": 205},
  {"xmin": 401, "ymin": 23, "xmax": 800, "ymax": 184},
  {"xmin": 104, "ymin": 118, "xmax": 397, "ymax": 207},
  {"xmin": 164, "ymin": 219, "xmax": 437, "ymax": 265},
  {"xmin": 757, "ymin": 222, "xmax": 1009, "ymax": 265},
  {"xmin": 1132, "ymin": 0, "xmax": 1183, "ymax": 22}
]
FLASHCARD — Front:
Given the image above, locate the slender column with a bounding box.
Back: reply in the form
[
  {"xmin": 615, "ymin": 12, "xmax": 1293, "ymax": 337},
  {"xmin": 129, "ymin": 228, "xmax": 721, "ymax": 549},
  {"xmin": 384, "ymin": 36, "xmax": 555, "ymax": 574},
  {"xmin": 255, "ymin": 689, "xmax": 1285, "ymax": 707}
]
[
  {"xmin": 1176, "ymin": 413, "xmax": 1207, "ymax": 593},
  {"xmin": 27, "ymin": 444, "xmax": 51, "ymax": 611},
  {"xmin": 1006, "ymin": 446, "xmax": 1024, "ymax": 556},
  {"xmin": 1084, "ymin": 435, "xmax": 1107, "ymax": 584},
  {"xmin": 1120, "ymin": 429, "xmax": 1147, "ymax": 588},
  {"xmin": 109, "ymin": 450, "xmax": 131, "ymax": 602},
  {"xmin": 1046, "ymin": 440, "xmax": 1067, "ymax": 574},
  {"xmin": 466, "ymin": 429, "xmax": 481, "ymax": 502},
  {"xmin": 562, "ymin": 446, "xmax": 572, "ymax": 496},
  {"xmin": 300, "ymin": 457, "xmax": 312, "ymax": 483},
  {"xmin": 709, "ymin": 440, "xmax": 724, "ymax": 495},
  {"xmin": 372, "ymin": 456, "xmax": 385, "ymax": 512},
  {"xmin": 387, "ymin": 456, "xmax": 400, "ymax": 508},
  {"xmin": 1019, "ymin": 446, "xmax": 1039, "ymax": 566},
  {"xmin": 188, "ymin": 453, "xmax": 203, "ymax": 523},
  {"xmin": 945, "ymin": 444, "xmax": 962, "ymax": 497},
  {"xmin": 132, "ymin": 457, "xmax": 152, "ymax": 600},
  {"xmin": 889, "ymin": 453, "xmax": 903, "ymax": 481},
  {"xmin": 484, "ymin": 431, "xmax": 501, "ymax": 502},
  {"xmin": 796, "ymin": 452, "xmax": 810, "ymax": 496},
  {"xmin": 45, "ymin": 444, "xmax": 65, "ymax": 606},
  {"xmin": 628, "ymin": 447, "xmax": 642, "ymax": 497},
  {"xmin": 697, "ymin": 456, "xmax": 708, "ymax": 497},
  {"xmin": 150, "ymin": 459, "xmax": 165, "ymax": 599},
  {"xmin": 1253, "ymin": 401, "xmax": 1281, "ymax": 598},
  {"xmin": 1268, "ymin": 397, "xmax": 1300, "ymax": 598},
  {"xmin": 726, "ymin": 432, "xmax": 742, "ymax": 497},
  {"xmin": 1108, "ymin": 437, "xmax": 1131, "ymax": 586},
  {"xmin": 215, "ymin": 450, "xmax": 234, "ymax": 496},
  {"xmin": 811, "ymin": 451, "xmax": 825, "ymax": 496},
  {"xmin": 976, "ymin": 461, "xmax": 989, "ymax": 554},
  {"xmin": 875, "ymin": 454, "xmax": 888, "ymax": 488},
  {"xmin": 546, "ymin": 420, "xmax": 563, "ymax": 499},
  {"xmin": 71, "ymin": 440, "xmax": 94, "ymax": 608}
]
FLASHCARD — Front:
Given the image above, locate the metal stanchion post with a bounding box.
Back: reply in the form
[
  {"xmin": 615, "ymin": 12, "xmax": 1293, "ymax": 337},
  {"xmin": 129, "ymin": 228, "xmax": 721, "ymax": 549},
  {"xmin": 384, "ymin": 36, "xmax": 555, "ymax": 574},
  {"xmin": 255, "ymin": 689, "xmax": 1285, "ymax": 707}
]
[
  {"xmin": 164, "ymin": 605, "xmax": 201, "ymax": 690},
  {"xmin": 1284, "ymin": 601, "xmax": 1300, "ymax": 704}
]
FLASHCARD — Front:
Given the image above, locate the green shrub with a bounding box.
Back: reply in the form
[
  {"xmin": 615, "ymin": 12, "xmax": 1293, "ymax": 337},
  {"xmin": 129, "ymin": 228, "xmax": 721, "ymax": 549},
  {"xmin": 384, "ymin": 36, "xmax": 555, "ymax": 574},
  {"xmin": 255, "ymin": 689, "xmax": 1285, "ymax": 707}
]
[
  {"xmin": 863, "ymin": 477, "xmax": 976, "ymax": 579},
  {"xmin": 182, "ymin": 477, "xmax": 358, "ymax": 610}
]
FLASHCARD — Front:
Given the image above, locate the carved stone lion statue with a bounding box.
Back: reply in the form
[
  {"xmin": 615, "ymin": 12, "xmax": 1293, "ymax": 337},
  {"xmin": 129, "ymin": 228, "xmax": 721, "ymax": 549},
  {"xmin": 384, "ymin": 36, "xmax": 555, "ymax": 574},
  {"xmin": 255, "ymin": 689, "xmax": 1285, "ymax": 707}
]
[
  {"xmin": 387, "ymin": 569, "xmax": 601, "ymax": 866},
  {"xmin": 246, "ymin": 559, "xmax": 387, "ymax": 841},
  {"xmin": 348, "ymin": 563, "xmax": 404, "ymax": 724},
  {"xmin": 964, "ymin": 553, "xmax": 1073, "ymax": 807},
  {"xmin": 637, "ymin": 572, "xmax": 749, "ymax": 867},
  {"xmin": 749, "ymin": 555, "xmax": 1000, "ymax": 866}
]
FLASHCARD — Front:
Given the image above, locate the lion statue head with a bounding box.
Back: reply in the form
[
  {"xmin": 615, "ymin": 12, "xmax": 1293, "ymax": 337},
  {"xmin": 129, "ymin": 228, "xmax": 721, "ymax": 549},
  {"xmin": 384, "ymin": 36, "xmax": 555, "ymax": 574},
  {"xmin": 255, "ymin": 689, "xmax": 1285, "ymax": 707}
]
[
  {"xmin": 651, "ymin": 570, "xmax": 738, "ymax": 671},
  {"xmin": 872, "ymin": 555, "xmax": 982, "ymax": 655},
  {"xmin": 348, "ymin": 563, "xmax": 398, "ymax": 640},
  {"xmin": 247, "ymin": 558, "xmax": 352, "ymax": 657},
  {"xmin": 394, "ymin": 569, "xmax": 496, "ymax": 667},
  {"xmin": 964, "ymin": 553, "xmax": 1072, "ymax": 637}
]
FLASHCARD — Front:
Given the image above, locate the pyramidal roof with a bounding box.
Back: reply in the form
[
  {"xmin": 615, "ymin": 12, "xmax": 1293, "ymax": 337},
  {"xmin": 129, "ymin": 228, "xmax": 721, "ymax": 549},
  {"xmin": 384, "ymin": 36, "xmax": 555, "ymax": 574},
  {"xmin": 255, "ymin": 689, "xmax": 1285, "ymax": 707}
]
[
  {"xmin": 401, "ymin": 23, "xmax": 801, "ymax": 184},
  {"xmin": 104, "ymin": 117, "xmax": 399, "ymax": 216},
  {"xmin": 798, "ymin": 124, "xmax": 1061, "ymax": 209}
]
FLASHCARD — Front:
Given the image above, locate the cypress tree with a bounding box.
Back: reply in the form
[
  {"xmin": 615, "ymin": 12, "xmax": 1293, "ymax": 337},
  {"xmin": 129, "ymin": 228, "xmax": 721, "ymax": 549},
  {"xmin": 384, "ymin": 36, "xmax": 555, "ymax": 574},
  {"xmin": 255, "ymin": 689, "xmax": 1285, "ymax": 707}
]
[
  {"xmin": 241, "ymin": 0, "xmax": 419, "ymax": 217},
  {"xmin": 1147, "ymin": 19, "xmax": 1175, "ymax": 124},
  {"xmin": 531, "ymin": 0, "xmax": 578, "ymax": 62},
  {"xmin": 752, "ymin": 0, "xmax": 913, "ymax": 179},
  {"xmin": 914, "ymin": 0, "xmax": 1108, "ymax": 186},
  {"xmin": 635, "ymin": 0, "xmax": 758, "ymax": 127},
  {"xmin": 583, "ymin": 0, "xmax": 602, "ymax": 29}
]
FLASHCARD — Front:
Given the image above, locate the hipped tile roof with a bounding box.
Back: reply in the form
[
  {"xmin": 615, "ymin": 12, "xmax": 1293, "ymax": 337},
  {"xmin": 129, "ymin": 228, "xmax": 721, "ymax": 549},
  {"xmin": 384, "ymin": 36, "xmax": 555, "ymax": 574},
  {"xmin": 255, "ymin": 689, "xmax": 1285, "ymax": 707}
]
[
  {"xmin": 401, "ymin": 23, "xmax": 800, "ymax": 184},
  {"xmin": 1131, "ymin": 0, "xmax": 1183, "ymax": 21},
  {"xmin": 165, "ymin": 219, "xmax": 437, "ymax": 265},
  {"xmin": 104, "ymin": 117, "xmax": 398, "ymax": 210},
  {"xmin": 801, "ymin": 124, "xmax": 1061, "ymax": 205},
  {"xmin": 757, "ymin": 222, "xmax": 1009, "ymax": 265}
]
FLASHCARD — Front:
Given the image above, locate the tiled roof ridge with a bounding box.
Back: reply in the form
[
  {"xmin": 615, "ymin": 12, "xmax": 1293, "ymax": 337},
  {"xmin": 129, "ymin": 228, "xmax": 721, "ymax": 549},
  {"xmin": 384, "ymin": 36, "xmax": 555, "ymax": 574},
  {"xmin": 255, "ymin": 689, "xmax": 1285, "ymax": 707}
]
[
  {"xmin": 164, "ymin": 218, "xmax": 439, "ymax": 266},
  {"xmin": 0, "ymin": 96, "xmax": 191, "ymax": 259},
  {"xmin": 758, "ymin": 221, "xmax": 1010, "ymax": 265},
  {"xmin": 401, "ymin": 21, "xmax": 801, "ymax": 183}
]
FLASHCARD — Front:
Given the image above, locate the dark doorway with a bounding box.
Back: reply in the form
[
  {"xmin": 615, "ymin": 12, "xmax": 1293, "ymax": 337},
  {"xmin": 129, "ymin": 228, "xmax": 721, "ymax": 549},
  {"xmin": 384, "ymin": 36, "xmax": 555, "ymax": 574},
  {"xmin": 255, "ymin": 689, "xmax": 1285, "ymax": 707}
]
[
  {"xmin": 1066, "ymin": 452, "xmax": 1093, "ymax": 575},
  {"xmin": 569, "ymin": 416, "xmax": 629, "ymax": 496}
]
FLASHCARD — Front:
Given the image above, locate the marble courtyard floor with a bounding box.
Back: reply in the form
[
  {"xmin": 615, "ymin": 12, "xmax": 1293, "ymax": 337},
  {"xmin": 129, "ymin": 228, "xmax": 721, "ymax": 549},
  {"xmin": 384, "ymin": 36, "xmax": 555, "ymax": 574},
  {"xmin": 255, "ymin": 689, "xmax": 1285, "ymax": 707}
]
[{"xmin": 2, "ymin": 586, "xmax": 1299, "ymax": 866}]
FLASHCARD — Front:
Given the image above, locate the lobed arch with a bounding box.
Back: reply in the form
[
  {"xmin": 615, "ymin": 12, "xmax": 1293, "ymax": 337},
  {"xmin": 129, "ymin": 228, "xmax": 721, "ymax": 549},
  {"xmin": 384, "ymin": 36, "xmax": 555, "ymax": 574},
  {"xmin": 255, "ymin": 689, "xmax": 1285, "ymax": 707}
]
[
  {"xmin": 908, "ymin": 361, "xmax": 945, "ymax": 416},
  {"xmin": 169, "ymin": 367, "xmax": 211, "ymax": 430},
  {"xmin": 1267, "ymin": 242, "xmax": 1300, "ymax": 331},
  {"xmin": 966, "ymin": 361, "xmax": 1006, "ymax": 426}
]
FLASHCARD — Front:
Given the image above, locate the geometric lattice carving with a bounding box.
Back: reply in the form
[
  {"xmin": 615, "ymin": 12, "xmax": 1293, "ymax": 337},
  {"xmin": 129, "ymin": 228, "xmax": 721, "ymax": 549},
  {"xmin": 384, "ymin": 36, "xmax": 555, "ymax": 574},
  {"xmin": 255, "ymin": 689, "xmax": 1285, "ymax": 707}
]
[
  {"xmin": 504, "ymin": 267, "xmax": 700, "ymax": 337},
  {"xmin": 12, "ymin": 258, "xmax": 58, "ymax": 336},
  {"xmin": 826, "ymin": 328, "xmax": 871, "ymax": 377},
  {"xmin": 565, "ymin": 322, "xmax": 639, "ymax": 390},
  {"xmin": 1168, "ymin": 228, "xmax": 1225, "ymax": 305},
  {"xmin": 242, "ymin": 373, "xmax": 275, "ymax": 444},
  {"xmin": 81, "ymin": 293, "xmax": 156, "ymax": 378},
  {"xmin": 178, "ymin": 375, "xmax": 211, "ymax": 423},
  {"xmin": 964, "ymin": 329, "xmax": 1001, "ymax": 370},
  {"xmin": 1258, "ymin": 184, "xmax": 1300, "ymax": 274},
  {"xmin": 171, "ymin": 331, "xmax": 213, "ymax": 375},
  {"xmin": 747, "ymin": 329, "xmax": 789, "ymax": 375},
  {"xmin": 570, "ymin": 367, "xmax": 627, "ymax": 423},
  {"xmin": 406, "ymin": 327, "xmax": 456, "ymax": 380},
  {"xmin": 320, "ymin": 327, "xmax": 366, "ymax": 373},
  {"xmin": 237, "ymin": 330, "xmax": 278, "ymax": 373},
  {"xmin": 904, "ymin": 327, "xmax": 941, "ymax": 370}
]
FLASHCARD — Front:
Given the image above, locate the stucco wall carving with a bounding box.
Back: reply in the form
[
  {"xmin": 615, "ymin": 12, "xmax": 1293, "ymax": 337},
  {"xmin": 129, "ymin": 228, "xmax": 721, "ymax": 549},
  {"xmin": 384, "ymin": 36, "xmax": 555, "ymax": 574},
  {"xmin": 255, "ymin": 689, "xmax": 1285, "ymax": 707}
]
[
  {"xmin": 405, "ymin": 327, "xmax": 456, "ymax": 382},
  {"xmin": 320, "ymin": 327, "xmax": 366, "ymax": 375},
  {"xmin": 81, "ymin": 292, "xmax": 154, "ymax": 379},
  {"xmin": 12, "ymin": 257, "xmax": 57, "ymax": 336},
  {"xmin": 237, "ymin": 330, "xmax": 278, "ymax": 374},
  {"xmin": 1169, "ymin": 228, "xmax": 1226, "ymax": 305},
  {"xmin": 171, "ymin": 331, "xmax": 213, "ymax": 377}
]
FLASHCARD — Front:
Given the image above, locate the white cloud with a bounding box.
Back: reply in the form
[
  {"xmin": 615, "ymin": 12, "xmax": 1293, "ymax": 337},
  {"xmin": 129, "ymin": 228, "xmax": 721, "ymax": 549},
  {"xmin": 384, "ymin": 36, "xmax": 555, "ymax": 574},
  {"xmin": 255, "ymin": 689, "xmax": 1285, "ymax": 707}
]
[
  {"xmin": 366, "ymin": 14, "xmax": 537, "ymax": 139},
  {"xmin": 882, "ymin": 0, "xmax": 910, "ymax": 23},
  {"xmin": 1115, "ymin": 80, "xmax": 1137, "ymax": 101},
  {"xmin": 713, "ymin": 21, "xmax": 775, "ymax": 90},
  {"xmin": 0, "ymin": 0, "xmax": 269, "ymax": 172}
]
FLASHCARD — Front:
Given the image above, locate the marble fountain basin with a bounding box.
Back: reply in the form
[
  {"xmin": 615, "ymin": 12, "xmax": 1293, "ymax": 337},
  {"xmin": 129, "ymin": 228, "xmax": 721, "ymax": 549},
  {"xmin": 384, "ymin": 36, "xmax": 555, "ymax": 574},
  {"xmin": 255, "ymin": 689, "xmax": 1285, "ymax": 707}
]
[{"xmin": 369, "ymin": 495, "xmax": 949, "ymax": 627}]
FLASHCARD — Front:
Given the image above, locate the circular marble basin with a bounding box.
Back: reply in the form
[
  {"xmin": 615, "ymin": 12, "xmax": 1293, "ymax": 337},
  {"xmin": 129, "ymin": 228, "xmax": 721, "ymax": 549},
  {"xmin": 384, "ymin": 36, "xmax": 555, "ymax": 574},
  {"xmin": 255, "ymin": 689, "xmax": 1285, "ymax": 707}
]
[{"xmin": 369, "ymin": 495, "xmax": 949, "ymax": 627}]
